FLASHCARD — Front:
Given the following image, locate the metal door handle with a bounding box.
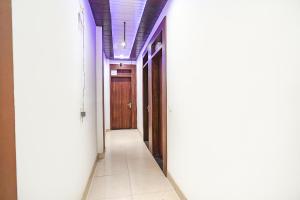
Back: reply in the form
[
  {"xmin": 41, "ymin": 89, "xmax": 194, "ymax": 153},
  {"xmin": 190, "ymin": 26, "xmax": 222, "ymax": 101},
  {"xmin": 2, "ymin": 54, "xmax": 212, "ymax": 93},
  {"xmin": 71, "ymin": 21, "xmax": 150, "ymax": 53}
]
[{"xmin": 128, "ymin": 102, "xmax": 132, "ymax": 109}]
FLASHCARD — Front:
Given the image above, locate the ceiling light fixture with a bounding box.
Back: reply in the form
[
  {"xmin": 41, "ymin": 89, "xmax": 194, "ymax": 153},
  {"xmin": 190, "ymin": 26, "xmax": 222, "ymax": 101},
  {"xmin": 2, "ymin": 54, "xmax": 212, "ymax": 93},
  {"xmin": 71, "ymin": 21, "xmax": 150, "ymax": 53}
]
[{"xmin": 121, "ymin": 21, "xmax": 126, "ymax": 48}]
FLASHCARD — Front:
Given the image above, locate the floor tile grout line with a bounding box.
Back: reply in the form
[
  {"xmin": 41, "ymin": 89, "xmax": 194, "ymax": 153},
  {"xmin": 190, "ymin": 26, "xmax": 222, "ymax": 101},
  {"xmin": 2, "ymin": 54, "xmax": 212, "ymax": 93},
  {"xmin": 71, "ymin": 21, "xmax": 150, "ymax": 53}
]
[
  {"xmin": 88, "ymin": 130, "xmax": 179, "ymax": 200},
  {"xmin": 125, "ymin": 132, "xmax": 134, "ymax": 200},
  {"xmin": 85, "ymin": 167, "xmax": 97, "ymax": 200},
  {"xmin": 108, "ymin": 132, "xmax": 132, "ymax": 200},
  {"xmin": 131, "ymin": 189, "xmax": 177, "ymax": 198},
  {"xmin": 93, "ymin": 172, "xmax": 129, "ymax": 178},
  {"xmin": 126, "ymin": 130, "xmax": 174, "ymax": 198}
]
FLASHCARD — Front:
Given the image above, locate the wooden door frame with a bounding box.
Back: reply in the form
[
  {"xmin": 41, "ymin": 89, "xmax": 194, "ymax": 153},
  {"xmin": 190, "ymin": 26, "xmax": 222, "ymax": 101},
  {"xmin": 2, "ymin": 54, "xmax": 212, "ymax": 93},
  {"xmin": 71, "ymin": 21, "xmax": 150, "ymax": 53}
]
[
  {"xmin": 142, "ymin": 65, "xmax": 149, "ymax": 143},
  {"xmin": 0, "ymin": 0, "xmax": 18, "ymax": 199},
  {"xmin": 142, "ymin": 18, "xmax": 167, "ymax": 175},
  {"xmin": 102, "ymin": 55, "xmax": 106, "ymax": 151},
  {"xmin": 109, "ymin": 64, "xmax": 137, "ymax": 129}
]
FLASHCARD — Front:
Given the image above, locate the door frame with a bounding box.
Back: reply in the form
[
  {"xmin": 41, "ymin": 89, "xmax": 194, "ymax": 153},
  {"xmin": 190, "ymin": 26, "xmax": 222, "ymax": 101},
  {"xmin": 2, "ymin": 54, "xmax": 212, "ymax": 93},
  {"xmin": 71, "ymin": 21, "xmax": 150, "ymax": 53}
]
[
  {"xmin": 0, "ymin": 0, "xmax": 18, "ymax": 199},
  {"xmin": 110, "ymin": 64, "xmax": 137, "ymax": 129},
  {"xmin": 142, "ymin": 65, "xmax": 149, "ymax": 143},
  {"xmin": 101, "ymin": 55, "xmax": 106, "ymax": 151},
  {"xmin": 142, "ymin": 18, "xmax": 167, "ymax": 175}
]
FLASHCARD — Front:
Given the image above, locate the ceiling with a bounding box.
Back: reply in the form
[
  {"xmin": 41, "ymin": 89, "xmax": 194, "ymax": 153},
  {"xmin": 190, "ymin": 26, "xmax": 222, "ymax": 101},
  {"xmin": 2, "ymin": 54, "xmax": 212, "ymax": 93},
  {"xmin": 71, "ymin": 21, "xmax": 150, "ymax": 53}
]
[
  {"xmin": 89, "ymin": 0, "xmax": 167, "ymax": 60},
  {"xmin": 89, "ymin": 0, "xmax": 114, "ymax": 58},
  {"xmin": 110, "ymin": 0, "xmax": 147, "ymax": 59},
  {"xmin": 130, "ymin": 0, "xmax": 168, "ymax": 59}
]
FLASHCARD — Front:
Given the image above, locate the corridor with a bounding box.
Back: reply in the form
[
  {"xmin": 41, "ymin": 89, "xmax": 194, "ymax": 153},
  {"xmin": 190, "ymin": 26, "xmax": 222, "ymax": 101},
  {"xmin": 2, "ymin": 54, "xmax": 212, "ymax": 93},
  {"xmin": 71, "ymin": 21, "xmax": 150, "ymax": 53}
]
[
  {"xmin": 2, "ymin": 0, "xmax": 300, "ymax": 199},
  {"xmin": 87, "ymin": 130, "xmax": 180, "ymax": 200}
]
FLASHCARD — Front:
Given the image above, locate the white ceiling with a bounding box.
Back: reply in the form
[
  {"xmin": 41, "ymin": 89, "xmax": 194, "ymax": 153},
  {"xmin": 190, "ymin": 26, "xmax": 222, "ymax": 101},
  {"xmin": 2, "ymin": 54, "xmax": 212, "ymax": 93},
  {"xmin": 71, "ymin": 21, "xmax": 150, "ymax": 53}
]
[{"xmin": 110, "ymin": 0, "xmax": 147, "ymax": 59}]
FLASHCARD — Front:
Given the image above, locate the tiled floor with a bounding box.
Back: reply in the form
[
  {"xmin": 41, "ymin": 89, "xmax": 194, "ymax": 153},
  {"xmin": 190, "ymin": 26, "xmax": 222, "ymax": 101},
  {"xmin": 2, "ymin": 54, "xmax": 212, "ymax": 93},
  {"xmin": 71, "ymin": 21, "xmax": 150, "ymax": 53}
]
[{"xmin": 87, "ymin": 130, "xmax": 180, "ymax": 200}]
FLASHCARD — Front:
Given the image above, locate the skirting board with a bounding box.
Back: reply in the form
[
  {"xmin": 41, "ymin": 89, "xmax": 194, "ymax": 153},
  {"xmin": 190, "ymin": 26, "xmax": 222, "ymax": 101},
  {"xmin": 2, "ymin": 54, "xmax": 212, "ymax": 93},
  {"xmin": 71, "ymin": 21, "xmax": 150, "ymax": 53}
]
[
  {"xmin": 82, "ymin": 153, "xmax": 105, "ymax": 200},
  {"xmin": 97, "ymin": 152, "xmax": 105, "ymax": 160},
  {"xmin": 167, "ymin": 172, "xmax": 187, "ymax": 200},
  {"xmin": 137, "ymin": 128, "xmax": 143, "ymax": 135}
]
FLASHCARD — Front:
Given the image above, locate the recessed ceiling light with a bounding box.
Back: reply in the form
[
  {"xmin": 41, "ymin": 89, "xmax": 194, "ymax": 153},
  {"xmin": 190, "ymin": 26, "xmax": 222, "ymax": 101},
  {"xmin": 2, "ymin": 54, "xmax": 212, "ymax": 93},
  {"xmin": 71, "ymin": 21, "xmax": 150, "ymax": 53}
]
[
  {"xmin": 121, "ymin": 22, "xmax": 126, "ymax": 49},
  {"xmin": 121, "ymin": 41, "xmax": 126, "ymax": 48}
]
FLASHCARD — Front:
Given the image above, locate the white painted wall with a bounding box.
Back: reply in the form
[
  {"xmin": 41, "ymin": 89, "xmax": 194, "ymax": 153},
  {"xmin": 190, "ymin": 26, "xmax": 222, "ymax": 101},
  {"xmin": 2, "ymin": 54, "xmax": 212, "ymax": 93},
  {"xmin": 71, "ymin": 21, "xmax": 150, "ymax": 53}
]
[
  {"xmin": 96, "ymin": 27, "xmax": 104, "ymax": 153},
  {"xmin": 12, "ymin": 0, "xmax": 98, "ymax": 199},
  {"xmin": 136, "ymin": 58, "xmax": 143, "ymax": 133},
  {"xmin": 137, "ymin": 0, "xmax": 300, "ymax": 199},
  {"xmin": 103, "ymin": 55, "xmax": 111, "ymax": 130}
]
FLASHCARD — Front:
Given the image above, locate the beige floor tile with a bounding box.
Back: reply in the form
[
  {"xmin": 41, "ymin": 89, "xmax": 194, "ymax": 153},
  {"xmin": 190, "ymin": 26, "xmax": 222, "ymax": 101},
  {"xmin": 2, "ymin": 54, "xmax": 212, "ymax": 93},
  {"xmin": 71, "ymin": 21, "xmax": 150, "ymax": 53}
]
[
  {"xmin": 94, "ymin": 197, "xmax": 132, "ymax": 200},
  {"xmin": 127, "ymin": 157, "xmax": 160, "ymax": 173},
  {"xmin": 95, "ymin": 158, "xmax": 128, "ymax": 177},
  {"xmin": 87, "ymin": 130, "xmax": 178, "ymax": 200},
  {"xmin": 126, "ymin": 147, "xmax": 151, "ymax": 160},
  {"xmin": 89, "ymin": 197, "xmax": 132, "ymax": 200},
  {"xmin": 129, "ymin": 170, "xmax": 173, "ymax": 195},
  {"xmin": 132, "ymin": 191, "xmax": 180, "ymax": 200},
  {"xmin": 88, "ymin": 174, "xmax": 131, "ymax": 199}
]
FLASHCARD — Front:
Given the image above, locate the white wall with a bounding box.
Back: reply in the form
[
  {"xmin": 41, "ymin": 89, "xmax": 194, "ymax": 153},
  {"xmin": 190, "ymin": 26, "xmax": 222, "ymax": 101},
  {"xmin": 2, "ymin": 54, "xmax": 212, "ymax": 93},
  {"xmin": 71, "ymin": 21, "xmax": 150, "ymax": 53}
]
[
  {"xmin": 136, "ymin": 58, "xmax": 143, "ymax": 133},
  {"xmin": 103, "ymin": 55, "xmax": 111, "ymax": 130},
  {"xmin": 96, "ymin": 27, "xmax": 104, "ymax": 153},
  {"xmin": 12, "ymin": 0, "xmax": 98, "ymax": 199},
  {"xmin": 137, "ymin": 0, "xmax": 300, "ymax": 199}
]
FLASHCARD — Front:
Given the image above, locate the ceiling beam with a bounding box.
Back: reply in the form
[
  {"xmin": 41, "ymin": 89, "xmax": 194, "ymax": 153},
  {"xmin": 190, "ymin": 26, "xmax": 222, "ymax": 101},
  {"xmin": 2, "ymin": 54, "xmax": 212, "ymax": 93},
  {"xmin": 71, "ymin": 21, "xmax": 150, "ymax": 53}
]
[
  {"xmin": 130, "ymin": 0, "xmax": 168, "ymax": 60},
  {"xmin": 89, "ymin": 0, "xmax": 168, "ymax": 60},
  {"xmin": 89, "ymin": 0, "xmax": 114, "ymax": 58}
]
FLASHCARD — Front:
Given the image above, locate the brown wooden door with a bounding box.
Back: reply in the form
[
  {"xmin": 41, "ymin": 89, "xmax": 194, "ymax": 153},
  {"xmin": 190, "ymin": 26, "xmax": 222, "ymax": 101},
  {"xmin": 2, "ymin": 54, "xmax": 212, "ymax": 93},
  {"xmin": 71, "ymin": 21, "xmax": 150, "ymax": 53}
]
[
  {"xmin": 142, "ymin": 18, "xmax": 167, "ymax": 175},
  {"xmin": 143, "ymin": 65, "xmax": 149, "ymax": 144},
  {"xmin": 0, "ymin": 0, "xmax": 18, "ymax": 199},
  {"xmin": 111, "ymin": 77, "xmax": 132, "ymax": 129}
]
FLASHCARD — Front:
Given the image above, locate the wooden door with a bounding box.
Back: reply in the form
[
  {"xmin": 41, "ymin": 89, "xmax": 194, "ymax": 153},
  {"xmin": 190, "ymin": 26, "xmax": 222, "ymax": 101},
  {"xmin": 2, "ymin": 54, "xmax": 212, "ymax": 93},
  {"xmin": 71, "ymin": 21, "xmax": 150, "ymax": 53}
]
[
  {"xmin": 142, "ymin": 18, "xmax": 167, "ymax": 175},
  {"xmin": 151, "ymin": 52, "xmax": 163, "ymax": 158},
  {"xmin": 111, "ymin": 77, "xmax": 132, "ymax": 129},
  {"xmin": 0, "ymin": 0, "xmax": 18, "ymax": 199},
  {"xmin": 143, "ymin": 65, "xmax": 149, "ymax": 143}
]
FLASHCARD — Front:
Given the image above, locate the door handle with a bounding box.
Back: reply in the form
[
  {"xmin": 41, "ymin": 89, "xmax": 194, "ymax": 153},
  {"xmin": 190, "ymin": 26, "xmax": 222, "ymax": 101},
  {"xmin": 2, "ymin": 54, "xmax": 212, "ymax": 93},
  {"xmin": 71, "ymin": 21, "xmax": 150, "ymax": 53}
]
[{"xmin": 128, "ymin": 102, "xmax": 132, "ymax": 109}]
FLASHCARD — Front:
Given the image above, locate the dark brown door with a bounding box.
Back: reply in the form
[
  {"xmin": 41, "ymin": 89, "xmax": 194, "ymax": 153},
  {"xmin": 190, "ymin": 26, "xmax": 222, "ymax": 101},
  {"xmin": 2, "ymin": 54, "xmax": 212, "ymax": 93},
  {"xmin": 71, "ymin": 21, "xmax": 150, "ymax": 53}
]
[
  {"xmin": 143, "ymin": 65, "xmax": 149, "ymax": 144},
  {"xmin": 0, "ymin": 0, "xmax": 18, "ymax": 199},
  {"xmin": 111, "ymin": 77, "xmax": 132, "ymax": 129},
  {"xmin": 150, "ymin": 51, "xmax": 163, "ymax": 159}
]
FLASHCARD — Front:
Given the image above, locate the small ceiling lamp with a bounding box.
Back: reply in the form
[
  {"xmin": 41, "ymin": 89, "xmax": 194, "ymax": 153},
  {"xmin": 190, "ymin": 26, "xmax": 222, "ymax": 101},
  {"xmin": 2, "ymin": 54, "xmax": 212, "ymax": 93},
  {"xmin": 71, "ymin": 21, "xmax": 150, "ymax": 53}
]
[{"xmin": 121, "ymin": 22, "xmax": 126, "ymax": 48}]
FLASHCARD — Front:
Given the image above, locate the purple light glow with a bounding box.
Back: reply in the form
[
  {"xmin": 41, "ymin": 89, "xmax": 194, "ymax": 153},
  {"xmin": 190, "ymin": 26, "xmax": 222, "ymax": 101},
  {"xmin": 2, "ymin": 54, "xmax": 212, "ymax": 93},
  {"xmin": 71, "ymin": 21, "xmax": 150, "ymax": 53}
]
[{"xmin": 110, "ymin": 0, "xmax": 147, "ymax": 59}]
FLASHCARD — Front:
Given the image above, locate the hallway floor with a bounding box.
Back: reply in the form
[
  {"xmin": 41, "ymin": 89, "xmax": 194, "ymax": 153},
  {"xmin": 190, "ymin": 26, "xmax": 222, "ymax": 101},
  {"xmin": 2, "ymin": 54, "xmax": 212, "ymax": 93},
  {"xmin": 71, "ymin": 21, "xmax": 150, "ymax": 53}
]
[{"xmin": 87, "ymin": 130, "xmax": 180, "ymax": 200}]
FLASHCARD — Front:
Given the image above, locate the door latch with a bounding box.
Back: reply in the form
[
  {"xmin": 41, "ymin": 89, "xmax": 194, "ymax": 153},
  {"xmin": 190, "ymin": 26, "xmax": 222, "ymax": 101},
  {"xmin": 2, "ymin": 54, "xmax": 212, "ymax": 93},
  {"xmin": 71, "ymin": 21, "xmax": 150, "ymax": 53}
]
[{"xmin": 128, "ymin": 102, "xmax": 132, "ymax": 109}]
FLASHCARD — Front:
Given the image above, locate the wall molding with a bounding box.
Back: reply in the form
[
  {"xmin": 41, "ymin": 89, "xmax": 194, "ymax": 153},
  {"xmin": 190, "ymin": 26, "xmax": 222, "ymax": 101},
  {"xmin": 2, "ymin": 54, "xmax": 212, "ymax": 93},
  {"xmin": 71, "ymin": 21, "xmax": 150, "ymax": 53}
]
[
  {"xmin": 167, "ymin": 172, "xmax": 187, "ymax": 200},
  {"xmin": 81, "ymin": 153, "xmax": 104, "ymax": 200},
  {"xmin": 97, "ymin": 152, "xmax": 105, "ymax": 160},
  {"xmin": 137, "ymin": 128, "xmax": 143, "ymax": 136},
  {"xmin": 0, "ymin": 0, "xmax": 18, "ymax": 199}
]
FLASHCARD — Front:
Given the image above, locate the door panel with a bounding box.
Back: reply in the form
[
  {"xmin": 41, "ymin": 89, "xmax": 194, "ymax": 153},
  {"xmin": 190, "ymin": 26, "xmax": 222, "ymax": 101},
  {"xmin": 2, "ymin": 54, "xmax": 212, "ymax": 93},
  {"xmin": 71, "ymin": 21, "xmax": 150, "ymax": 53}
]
[
  {"xmin": 0, "ymin": 0, "xmax": 18, "ymax": 199},
  {"xmin": 143, "ymin": 65, "xmax": 149, "ymax": 144},
  {"xmin": 150, "ymin": 51, "xmax": 162, "ymax": 159},
  {"xmin": 111, "ymin": 77, "xmax": 132, "ymax": 129}
]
